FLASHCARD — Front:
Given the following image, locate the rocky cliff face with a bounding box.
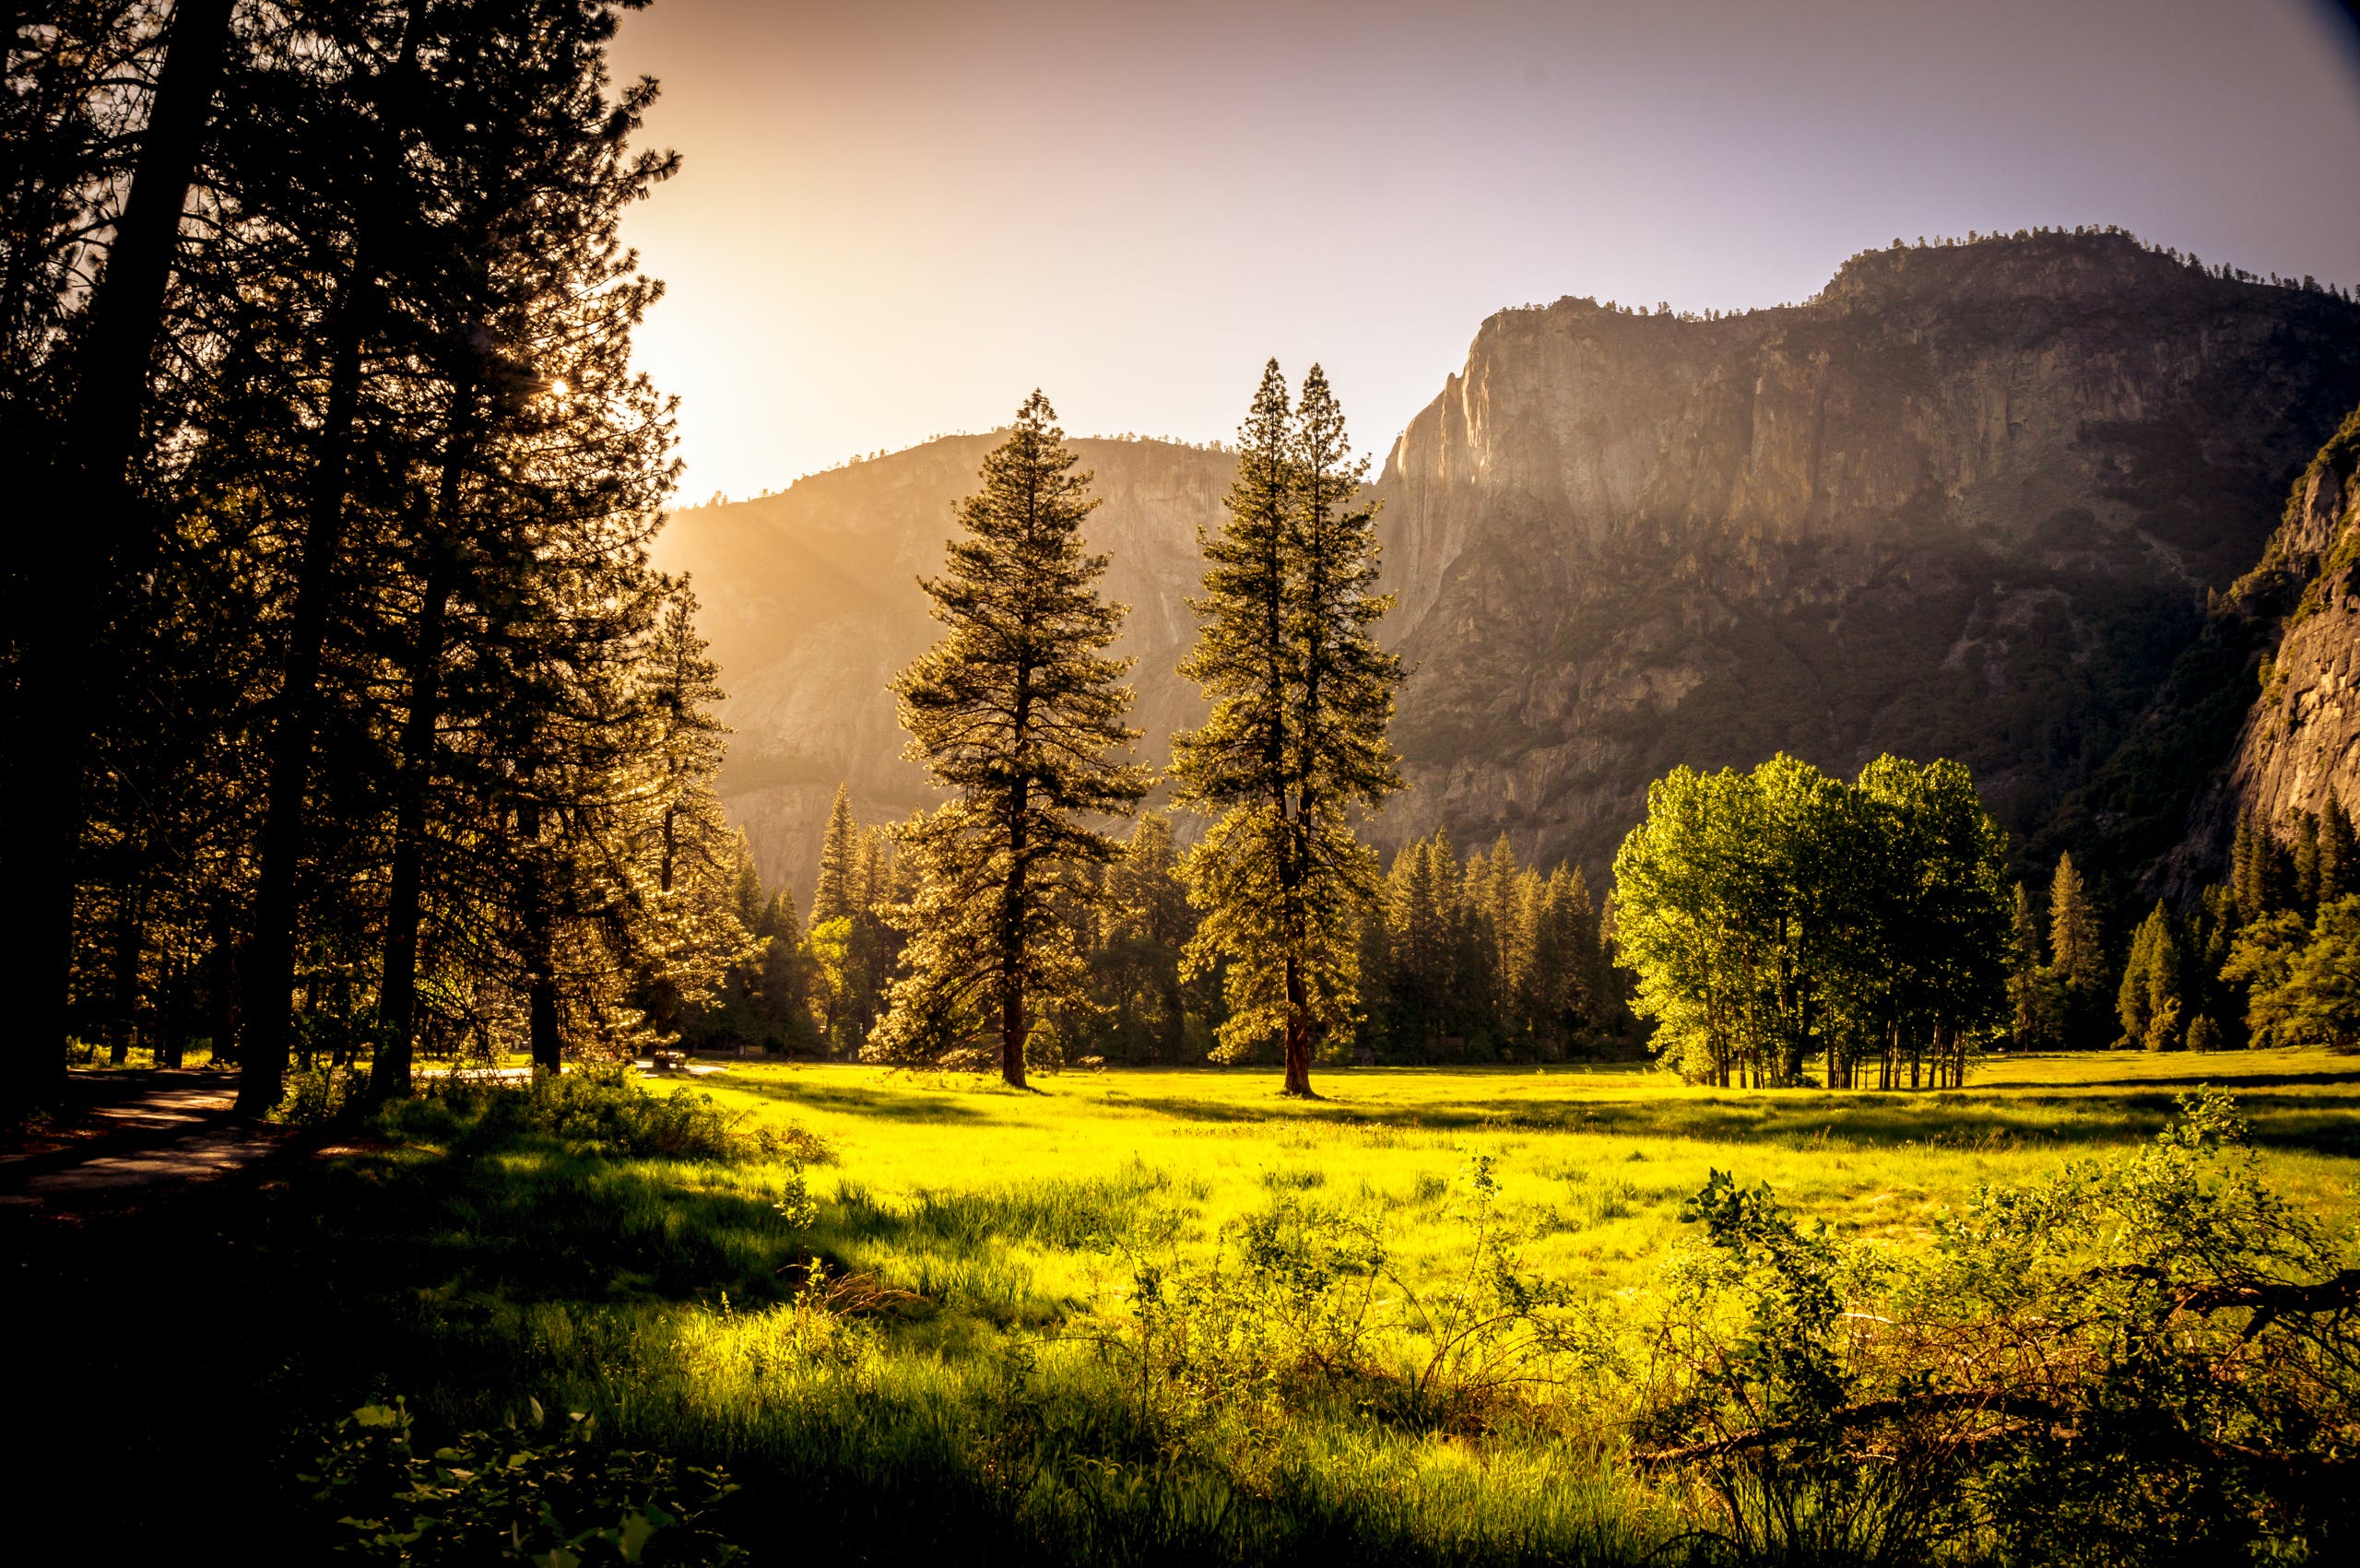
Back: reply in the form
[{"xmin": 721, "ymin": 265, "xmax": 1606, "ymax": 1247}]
[
  {"xmin": 1371, "ymin": 232, "xmax": 2360, "ymax": 875},
  {"xmin": 662, "ymin": 234, "xmax": 2360, "ymax": 901},
  {"xmin": 2222, "ymin": 413, "xmax": 2360, "ymax": 831},
  {"xmin": 649, "ymin": 435, "xmax": 1229, "ymax": 896}
]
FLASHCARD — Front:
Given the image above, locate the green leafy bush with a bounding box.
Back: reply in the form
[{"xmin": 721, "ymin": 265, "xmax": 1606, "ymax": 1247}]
[
  {"xmin": 302, "ymin": 1397, "xmax": 741, "ymax": 1564},
  {"xmin": 1636, "ymin": 1090, "xmax": 2360, "ymax": 1565},
  {"xmin": 412, "ymin": 1067, "xmax": 832, "ymax": 1164}
]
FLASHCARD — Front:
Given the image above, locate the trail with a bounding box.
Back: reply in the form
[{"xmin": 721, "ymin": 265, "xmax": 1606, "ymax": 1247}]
[{"xmin": 0, "ymin": 1069, "xmax": 288, "ymax": 1207}]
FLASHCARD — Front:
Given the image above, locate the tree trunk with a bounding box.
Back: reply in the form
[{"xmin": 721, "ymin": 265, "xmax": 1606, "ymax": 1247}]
[
  {"xmin": 370, "ymin": 549, "xmax": 452, "ymax": 1102},
  {"xmin": 371, "ymin": 371, "xmax": 476, "ymax": 1103},
  {"xmin": 520, "ymin": 800, "xmax": 562, "ymax": 1075},
  {"xmin": 237, "ymin": 304, "xmax": 366, "ymax": 1113},
  {"xmin": 1001, "ymin": 771, "xmax": 1029, "ymax": 1089},
  {"xmin": 107, "ymin": 889, "xmax": 144, "ymax": 1066},
  {"xmin": 237, "ymin": 18, "xmax": 429, "ymax": 1113},
  {"xmin": 1281, "ymin": 953, "xmax": 1312, "ymax": 1096},
  {"xmin": 3, "ymin": 0, "xmax": 237, "ymax": 1119}
]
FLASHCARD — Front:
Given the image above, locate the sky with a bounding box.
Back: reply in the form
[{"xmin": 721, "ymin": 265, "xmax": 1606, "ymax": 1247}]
[{"xmin": 606, "ymin": 0, "xmax": 2360, "ymax": 504}]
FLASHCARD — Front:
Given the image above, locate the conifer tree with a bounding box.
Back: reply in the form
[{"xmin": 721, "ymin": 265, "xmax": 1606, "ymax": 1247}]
[
  {"xmin": 2007, "ymin": 881, "xmax": 2048, "ymax": 1050},
  {"xmin": 2046, "ymin": 853, "xmax": 2106, "ymax": 1044},
  {"xmin": 867, "ymin": 393, "xmax": 1148, "ymax": 1087},
  {"xmin": 1174, "ymin": 362, "xmax": 1402, "ymax": 1095},
  {"xmin": 2295, "ymin": 810, "xmax": 2322, "ymax": 912},
  {"xmin": 2118, "ymin": 902, "xmax": 2184, "ymax": 1051},
  {"xmin": 812, "ymin": 784, "xmax": 860, "ymax": 925},
  {"xmin": 2321, "ymin": 796, "xmax": 2356, "ymax": 905}
]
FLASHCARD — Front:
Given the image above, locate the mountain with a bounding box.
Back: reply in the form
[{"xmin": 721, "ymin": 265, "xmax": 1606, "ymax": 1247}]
[
  {"xmin": 660, "ymin": 231, "xmax": 2360, "ymax": 900},
  {"xmin": 2215, "ymin": 411, "xmax": 2360, "ymax": 843},
  {"xmin": 650, "ymin": 435, "xmax": 1231, "ymax": 896},
  {"xmin": 1370, "ymin": 231, "xmax": 2360, "ymax": 878}
]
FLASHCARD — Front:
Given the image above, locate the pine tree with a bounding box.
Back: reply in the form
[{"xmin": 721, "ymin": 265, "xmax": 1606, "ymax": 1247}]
[
  {"xmin": 2295, "ymin": 810, "xmax": 2322, "ymax": 912},
  {"xmin": 2118, "ymin": 902, "xmax": 2185, "ymax": 1051},
  {"xmin": 812, "ymin": 784, "xmax": 860, "ymax": 925},
  {"xmin": 1099, "ymin": 815, "xmax": 1194, "ymax": 1062},
  {"xmin": 2007, "ymin": 881, "xmax": 2048, "ymax": 1051},
  {"xmin": 2321, "ymin": 795, "xmax": 2356, "ymax": 904},
  {"xmin": 867, "ymin": 393, "xmax": 1148, "ymax": 1087},
  {"xmin": 2046, "ymin": 853, "xmax": 2106, "ymax": 1045},
  {"xmin": 1173, "ymin": 362, "xmax": 1402, "ymax": 1095}
]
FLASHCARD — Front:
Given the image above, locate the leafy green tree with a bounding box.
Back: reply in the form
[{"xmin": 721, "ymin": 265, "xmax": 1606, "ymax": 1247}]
[
  {"xmin": 1174, "ymin": 361, "xmax": 1402, "ymax": 1095},
  {"xmin": 866, "ymin": 393, "xmax": 1148, "ymax": 1087}
]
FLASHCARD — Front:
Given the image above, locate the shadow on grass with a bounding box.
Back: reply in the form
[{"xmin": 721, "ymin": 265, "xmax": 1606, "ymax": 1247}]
[
  {"xmin": 724, "ymin": 1078, "xmax": 997, "ymax": 1123},
  {"xmin": 1112, "ymin": 1087, "xmax": 2360, "ymax": 1160}
]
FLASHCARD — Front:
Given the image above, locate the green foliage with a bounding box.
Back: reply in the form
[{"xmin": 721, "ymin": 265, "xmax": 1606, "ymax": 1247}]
[
  {"xmin": 1639, "ymin": 1090, "xmax": 2360, "ymax": 1564},
  {"xmin": 1173, "ymin": 361, "xmax": 1404, "ymax": 1091},
  {"xmin": 1366, "ymin": 832, "xmax": 1615, "ymax": 1062},
  {"xmin": 2227, "ymin": 897, "xmax": 2360, "ymax": 1050},
  {"xmin": 303, "ymin": 1397, "xmax": 742, "ymax": 1564},
  {"xmin": 2115, "ymin": 902, "xmax": 2187, "ymax": 1051},
  {"xmin": 407, "ymin": 1067, "xmax": 831, "ymax": 1170},
  {"xmin": 1612, "ymin": 753, "xmax": 2011, "ymax": 1089},
  {"xmin": 868, "ymin": 395, "xmax": 1150, "ymax": 1084}
]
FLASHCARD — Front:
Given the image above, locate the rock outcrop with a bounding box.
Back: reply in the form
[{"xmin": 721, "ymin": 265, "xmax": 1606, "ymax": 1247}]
[
  {"xmin": 2223, "ymin": 412, "xmax": 2360, "ymax": 831},
  {"xmin": 1371, "ymin": 232, "xmax": 2360, "ymax": 874}
]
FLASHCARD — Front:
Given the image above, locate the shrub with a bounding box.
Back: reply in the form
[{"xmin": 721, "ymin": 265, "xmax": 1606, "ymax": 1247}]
[
  {"xmin": 301, "ymin": 1397, "xmax": 741, "ymax": 1564},
  {"xmin": 411, "ymin": 1067, "xmax": 832, "ymax": 1164},
  {"xmin": 1635, "ymin": 1090, "xmax": 2360, "ymax": 1564}
]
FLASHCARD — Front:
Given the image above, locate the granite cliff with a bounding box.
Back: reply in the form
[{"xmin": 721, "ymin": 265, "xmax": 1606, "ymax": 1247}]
[
  {"xmin": 1370, "ymin": 231, "xmax": 2360, "ymax": 875},
  {"xmin": 2217, "ymin": 412, "xmax": 2360, "ymax": 840}
]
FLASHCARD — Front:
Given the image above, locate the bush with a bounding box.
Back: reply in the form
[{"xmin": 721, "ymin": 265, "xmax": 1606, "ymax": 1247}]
[
  {"xmin": 301, "ymin": 1397, "xmax": 742, "ymax": 1564},
  {"xmin": 1635, "ymin": 1090, "xmax": 2360, "ymax": 1564},
  {"xmin": 411, "ymin": 1067, "xmax": 831, "ymax": 1164}
]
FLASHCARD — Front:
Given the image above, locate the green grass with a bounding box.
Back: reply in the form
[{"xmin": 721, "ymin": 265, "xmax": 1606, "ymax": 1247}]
[{"xmin": 19, "ymin": 1050, "xmax": 2357, "ymax": 1563}]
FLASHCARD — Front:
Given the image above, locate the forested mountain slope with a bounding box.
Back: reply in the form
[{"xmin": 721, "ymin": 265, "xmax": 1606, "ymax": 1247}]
[
  {"xmin": 651, "ymin": 436, "xmax": 1229, "ymax": 893},
  {"xmin": 1370, "ymin": 231, "xmax": 2360, "ymax": 876},
  {"xmin": 664, "ymin": 233, "xmax": 2360, "ymax": 896}
]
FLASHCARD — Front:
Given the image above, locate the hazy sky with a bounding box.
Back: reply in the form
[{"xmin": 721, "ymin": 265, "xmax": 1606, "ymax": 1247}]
[{"xmin": 608, "ymin": 0, "xmax": 2360, "ymax": 502}]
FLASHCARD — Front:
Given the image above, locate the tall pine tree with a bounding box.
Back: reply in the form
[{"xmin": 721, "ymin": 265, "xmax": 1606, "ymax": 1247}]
[
  {"xmin": 867, "ymin": 393, "xmax": 1148, "ymax": 1087},
  {"xmin": 1174, "ymin": 361, "xmax": 1402, "ymax": 1095}
]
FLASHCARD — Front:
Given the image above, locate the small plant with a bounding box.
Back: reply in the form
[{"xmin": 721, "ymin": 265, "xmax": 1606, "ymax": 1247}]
[
  {"xmin": 275, "ymin": 1060, "xmax": 368, "ymax": 1127},
  {"xmin": 301, "ymin": 1396, "xmax": 742, "ymax": 1564}
]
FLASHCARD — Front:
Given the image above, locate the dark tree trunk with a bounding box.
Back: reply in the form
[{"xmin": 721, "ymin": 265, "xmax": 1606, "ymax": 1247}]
[
  {"xmin": 519, "ymin": 799, "xmax": 561, "ymax": 1074},
  {"xmin": 370, "ymin": 553, "xmax": 452, "ymax": 1102},
  {"xmin": 237, "ymin": 299, "xmax": 367, "ymax": 1114},
  {"xmin": 1001, "ymin": 773, "xmax": 1029, "ymax": 1089},
  {"xmin": 107, "ymin": 889, "xmax": 144, "ymax": 1066},
  {"xmin": 3, "ymin": 0, "xmax": 237, "ymax": 1119},
  {"xmin": 238, "ymin": 18, "xmax": 422, "ymax": 1114},
  {"xmin": 1282, "ymin": 954, "xmax": 1313, "ymax": 1097},
  {"xmin": 371, "ymin": 375, "xmax": 474, "ymax": 1103}
]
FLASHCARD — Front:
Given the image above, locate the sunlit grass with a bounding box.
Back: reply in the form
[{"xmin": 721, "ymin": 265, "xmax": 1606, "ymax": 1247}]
[{"xmin": 248, "ymin": 1048, "xmax": 2359, "ymax": 1562}]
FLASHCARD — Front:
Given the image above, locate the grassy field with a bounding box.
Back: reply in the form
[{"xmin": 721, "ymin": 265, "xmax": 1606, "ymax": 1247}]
[
  {"xmin": 19, "ymin": 1050, "xmax": 2357, "ymax": 1563},
  {"xmin": 704, "ymin": 1050, "xmax": 2360, "ymax": 1315}
]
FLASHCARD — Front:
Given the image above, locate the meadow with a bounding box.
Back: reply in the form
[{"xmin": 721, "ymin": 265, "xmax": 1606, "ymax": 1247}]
[{"xmin": 19, "ymin": 1051, "xmax": 2358, "ymax": 1564}]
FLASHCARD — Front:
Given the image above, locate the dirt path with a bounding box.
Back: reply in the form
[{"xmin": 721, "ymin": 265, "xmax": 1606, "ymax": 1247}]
[{"xmin": 0, "ymin": 1069, "xmax": 289, "ymax": 1207}]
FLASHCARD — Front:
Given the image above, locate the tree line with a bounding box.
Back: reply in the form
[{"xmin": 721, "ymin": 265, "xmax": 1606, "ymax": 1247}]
[
  {"xmin": 4, "ymin": 0, "xmax": 751, "ymax": 1116},
  {"xmin": 1611, "ymin": 749, "xmax": 2360, "ymax": 1090},
  {"xmin": 671, "ymin": 376, "xmax": 1631, "ymax": 1093}
]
